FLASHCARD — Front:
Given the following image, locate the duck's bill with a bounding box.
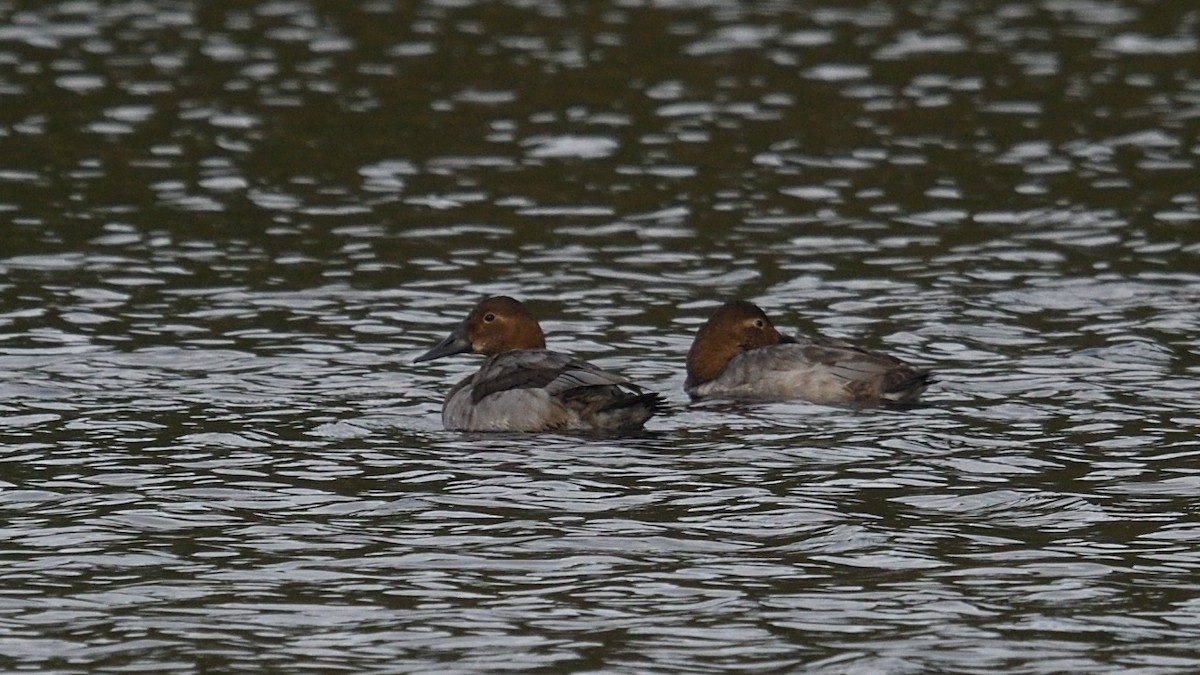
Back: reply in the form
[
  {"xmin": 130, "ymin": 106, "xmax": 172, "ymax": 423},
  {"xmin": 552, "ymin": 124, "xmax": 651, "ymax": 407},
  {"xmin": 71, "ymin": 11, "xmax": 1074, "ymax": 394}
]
[{"xmin": 414, "ymin": 329, "xmax": 472, "ymax": 362}]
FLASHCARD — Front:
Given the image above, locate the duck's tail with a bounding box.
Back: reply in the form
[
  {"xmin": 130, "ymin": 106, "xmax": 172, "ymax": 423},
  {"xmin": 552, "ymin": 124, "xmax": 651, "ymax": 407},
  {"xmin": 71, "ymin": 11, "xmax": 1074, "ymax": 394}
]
[
  {"xmin": 560, "ymin": 386, "xmax": 667, "ymax": 431},
  {"xmin": 602, "ymin": 390, "xmax": 667, "ymax": 429},
  {"xmin": 882, "ymin": 369, "xmax": 935, "ymax": 404}
]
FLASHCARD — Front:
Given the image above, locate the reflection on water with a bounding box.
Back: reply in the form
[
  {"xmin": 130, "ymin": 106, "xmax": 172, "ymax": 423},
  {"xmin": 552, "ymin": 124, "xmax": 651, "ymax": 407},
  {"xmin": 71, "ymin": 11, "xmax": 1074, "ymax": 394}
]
[{"xmin": 3, "ymin": 0, "xmax": 1200, "ymax": 672}]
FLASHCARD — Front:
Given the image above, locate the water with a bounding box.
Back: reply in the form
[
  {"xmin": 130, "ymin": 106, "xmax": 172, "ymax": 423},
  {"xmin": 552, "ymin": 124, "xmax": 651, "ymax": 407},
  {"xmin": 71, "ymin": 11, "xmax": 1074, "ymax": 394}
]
[{"xmin": 3, "ymin": 0, "xmax": 1200, "ymax": 672}]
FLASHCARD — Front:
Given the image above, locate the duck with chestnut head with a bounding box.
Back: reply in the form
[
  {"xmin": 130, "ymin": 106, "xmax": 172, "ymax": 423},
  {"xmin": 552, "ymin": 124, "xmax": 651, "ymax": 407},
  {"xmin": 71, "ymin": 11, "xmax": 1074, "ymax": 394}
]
[
  {"xmin": 685, "ymin": 300, "xmax": 932, "ymax": 406},
  {"xmin": 416, "ymin": 296, "xmax": 665, "ymax": 432}
]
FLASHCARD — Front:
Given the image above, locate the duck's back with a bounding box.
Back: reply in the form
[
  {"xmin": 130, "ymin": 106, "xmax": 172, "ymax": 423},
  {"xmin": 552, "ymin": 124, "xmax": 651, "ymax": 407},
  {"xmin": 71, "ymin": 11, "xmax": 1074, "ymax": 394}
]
[
  {"xmin": 688, "ymin": 336, "xmax": 930, "ymax": 405},
  {"xmin": 444, "ymin": 350, "xmax": 663, "ymax": 432}
]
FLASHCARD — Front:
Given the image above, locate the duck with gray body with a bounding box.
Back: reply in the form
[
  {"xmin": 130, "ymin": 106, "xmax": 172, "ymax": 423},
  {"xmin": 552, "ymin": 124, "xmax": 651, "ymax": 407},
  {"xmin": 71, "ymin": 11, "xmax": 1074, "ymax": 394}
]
[
  {"xmin": 416, "ymin": 296, "xmax": 664, "ymax": 432},
  {"xmin": 685, "ymin": 300, "xmax": 932, "ymax": 405}
]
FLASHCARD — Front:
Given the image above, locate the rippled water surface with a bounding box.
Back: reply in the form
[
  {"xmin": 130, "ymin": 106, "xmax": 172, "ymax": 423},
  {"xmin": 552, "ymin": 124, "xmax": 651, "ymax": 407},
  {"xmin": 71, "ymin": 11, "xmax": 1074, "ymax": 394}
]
[{"xmin": 3, "ymin": 0, "xmax": 1200, "ymax": 672}]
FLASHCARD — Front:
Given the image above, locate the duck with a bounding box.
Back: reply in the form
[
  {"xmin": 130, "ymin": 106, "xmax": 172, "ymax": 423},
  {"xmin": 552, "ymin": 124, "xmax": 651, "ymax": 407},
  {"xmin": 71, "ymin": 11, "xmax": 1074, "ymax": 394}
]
[
  {"xmin": 415, "ymin": 296, "xmax": 665, "ymax": 432},
  {"xmin": 685, "ymin": 300, "xmax": 932, "ymax": 405}
]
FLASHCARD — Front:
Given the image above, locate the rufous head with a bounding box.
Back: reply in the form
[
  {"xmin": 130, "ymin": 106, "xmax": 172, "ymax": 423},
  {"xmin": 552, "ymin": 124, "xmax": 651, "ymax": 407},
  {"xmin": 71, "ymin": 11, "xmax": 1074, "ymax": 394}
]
[
  {"xmin": 685, "ymin": 300, "xmax": 792, "ymax": 388},
  {"xmin": 415, "ymin": 296, "xmax": 547, "ymax": 362}
]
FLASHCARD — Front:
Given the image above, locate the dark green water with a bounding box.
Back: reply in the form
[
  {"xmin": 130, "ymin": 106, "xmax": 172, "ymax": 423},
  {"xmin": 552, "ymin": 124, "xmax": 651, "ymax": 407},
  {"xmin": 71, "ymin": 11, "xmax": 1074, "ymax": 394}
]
[{"xmin": 2, "ymin": 1, "xmax": 1199, "ymax": 672}]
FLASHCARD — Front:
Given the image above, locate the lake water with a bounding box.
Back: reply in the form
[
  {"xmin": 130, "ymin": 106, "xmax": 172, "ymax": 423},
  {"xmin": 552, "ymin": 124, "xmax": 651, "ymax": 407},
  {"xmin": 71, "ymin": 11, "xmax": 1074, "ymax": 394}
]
[{"xmin": 2, "ymin": 0, "xmax": 1200, "ymax": 672}]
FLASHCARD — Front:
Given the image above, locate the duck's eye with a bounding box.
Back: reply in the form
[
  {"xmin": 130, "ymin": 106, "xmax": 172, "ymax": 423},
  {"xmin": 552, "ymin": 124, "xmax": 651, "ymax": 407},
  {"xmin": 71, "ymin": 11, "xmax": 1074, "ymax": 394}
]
[
  {"xmin": 483, "ymin": 313, "xmax": 496, "ymax": 322},
  {"xmin": 753, "ymin": 319, "xmax": 765, "ymax": 329}
]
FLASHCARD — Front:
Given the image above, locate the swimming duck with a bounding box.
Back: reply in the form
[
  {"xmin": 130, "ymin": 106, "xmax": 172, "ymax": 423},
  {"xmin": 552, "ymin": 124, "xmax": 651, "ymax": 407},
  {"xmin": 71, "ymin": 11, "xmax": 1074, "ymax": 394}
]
[
  {"xmin": 685, "ymin": 300, "xmax": 932, "ymax": 405},
  {"xmin": 415, "ymin": 296, "xmax": 664, "ymax": 432}
]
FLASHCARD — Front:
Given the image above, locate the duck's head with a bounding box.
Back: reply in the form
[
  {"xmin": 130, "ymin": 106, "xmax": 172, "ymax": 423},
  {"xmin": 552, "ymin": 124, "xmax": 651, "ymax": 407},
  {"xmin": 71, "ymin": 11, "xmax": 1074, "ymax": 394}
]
[
  {"xmin": 685, "ymin": 300, "xmax": 792, "ymax": 387},
  {"xmin": 415, "ymin": 295, "xmax": 547, "ymax": 362}
]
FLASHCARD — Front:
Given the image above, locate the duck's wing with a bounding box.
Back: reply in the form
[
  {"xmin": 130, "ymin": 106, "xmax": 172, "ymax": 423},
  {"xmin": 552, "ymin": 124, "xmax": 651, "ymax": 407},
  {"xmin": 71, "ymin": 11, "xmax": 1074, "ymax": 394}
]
[
  {"xmin": 469, "ymin": 350, "xmax": 632, "ymax": 403},
  {"xmin": 791, "ymin": 336, "xmax": 932, "ymax": 401}
]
